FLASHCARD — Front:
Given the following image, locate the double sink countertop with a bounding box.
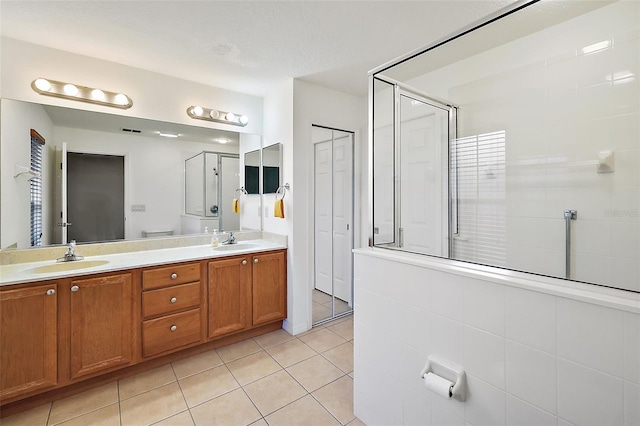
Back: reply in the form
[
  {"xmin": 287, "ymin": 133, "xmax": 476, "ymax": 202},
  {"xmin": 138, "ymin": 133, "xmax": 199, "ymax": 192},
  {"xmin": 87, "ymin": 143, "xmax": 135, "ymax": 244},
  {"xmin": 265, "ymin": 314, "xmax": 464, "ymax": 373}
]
[{"xmin": 0, "ymin": 239, "xmax": 286, "ymax": 287}]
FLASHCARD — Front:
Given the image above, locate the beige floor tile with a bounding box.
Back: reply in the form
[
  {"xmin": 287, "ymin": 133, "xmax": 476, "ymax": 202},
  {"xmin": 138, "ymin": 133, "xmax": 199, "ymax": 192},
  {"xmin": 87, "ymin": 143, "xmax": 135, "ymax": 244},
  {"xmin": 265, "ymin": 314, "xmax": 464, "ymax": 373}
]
[
  {"xmin": 152, "ymin": 410, "xmax": 194, "ymax": 426},
  {"xmin": 249, "ymin": 420, "xmax": 268, "ymax": 426},
  {"xmin": 335, "ymin": 300, "xmax": 351, "ymax": 315},
  {"xmin": 226, "ymin": 350, "xmax": 282, "ymax": 386},
  {"xmin": 179, "ymin": 364, "xmax": 239, "ymax": 407},
  {"xmin": 327, "ymin": 318, "xmax": 354, "ymax": 341},
  {"xmin": 299, "ymin": 328, "xmax": 347, "ymax": 353},
  {"xmin": 253, "ymin": 328, "xmax": 295, "ymax": 349},
  {"xmin": 120, "ymin": 382, "xmax": 187, "ymax": 426},
  {"xmin": 217, "ymin": 338, "xmax": 262, "ymax": 363},
  {"xmin": 313, "ymin": 376, "xmax": 355, "ymax": 425},
  {"xmin": 266, "ymin": 339, "xmax": 316, "ymax": 368},
  {"xmin": 295, "ymin": 324, "xmax": 325, "ymax": 338},
  {"xmin": 243, "ymin": 370, "xmax": 307, "ymax": 416},
  {"xmin": 172, "ymin": 349, "xmax": 223, "ymax": 379},
  {"xmin": 190, "ymin": 388, "xmax": 261, "ymax": 426},
  {"xmin": 55, "ymin": 403, "xmax": 120, "ymax": 426},
  {"xmin": 265, "ymin": 395, "xmax": 340, "ymax": 426},
  {"xmin": 286, "ymin": 355, "xmax": 345, "ymax": 392},
  {"xmin": 49, "ymin": 382, "xmax": 119, "ymax": 425},
  {"xmin": 322, "ymin": 341, "xmax": 354, "ymax": 373},
  {"xmin": 312, "ymin": 304, "xmax": 332, "ymax": 323},
  {"xmin": 1, "ymin": 402, "xmax": 50, "ymax": 426},
  {"xmin": 347, "ymin": 417, "xmax": 367, "ymax": 426},
  {"xmin": 119, "ymin": 364, "xmax": 176, "ymax": 400}
]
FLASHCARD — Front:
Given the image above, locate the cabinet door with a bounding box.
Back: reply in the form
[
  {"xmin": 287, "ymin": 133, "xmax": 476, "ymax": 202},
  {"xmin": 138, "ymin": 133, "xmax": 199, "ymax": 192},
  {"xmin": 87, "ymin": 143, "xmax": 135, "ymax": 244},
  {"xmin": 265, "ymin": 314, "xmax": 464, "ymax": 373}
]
[
  {"xmin": 208, "ymin": 256, "xmax": 251, "ymax": 339},
  {"xmin": 0, "ymin": 284, "xmax": 58, "ymax": 400},
  {"xmin": 70, "ymin": 273, "xmax": 133, "ymax": 379},
  {"xmin": 252, "ymin": 251, "xmax": 287, "ymax": 326}
]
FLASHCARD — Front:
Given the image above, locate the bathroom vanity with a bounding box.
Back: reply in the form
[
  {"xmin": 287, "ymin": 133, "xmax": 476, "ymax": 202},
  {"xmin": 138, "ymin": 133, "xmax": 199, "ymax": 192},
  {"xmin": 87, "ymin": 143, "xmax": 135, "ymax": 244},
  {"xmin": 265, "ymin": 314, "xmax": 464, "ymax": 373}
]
[{"xmin": 0, "ymin": 239, "xmax": 286, "ymax": 415}]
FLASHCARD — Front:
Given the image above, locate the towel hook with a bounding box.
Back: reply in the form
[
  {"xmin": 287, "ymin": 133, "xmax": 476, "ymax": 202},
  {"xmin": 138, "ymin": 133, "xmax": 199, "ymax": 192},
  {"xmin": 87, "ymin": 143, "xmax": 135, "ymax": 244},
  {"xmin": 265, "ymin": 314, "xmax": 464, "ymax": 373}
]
[
  {"xmin": 275, "ymin": 183, "xmax": 290, "ymax": 200},
  {"xmin": 235, "ymin": 187, "xmax": 248, "ymax": 196}
]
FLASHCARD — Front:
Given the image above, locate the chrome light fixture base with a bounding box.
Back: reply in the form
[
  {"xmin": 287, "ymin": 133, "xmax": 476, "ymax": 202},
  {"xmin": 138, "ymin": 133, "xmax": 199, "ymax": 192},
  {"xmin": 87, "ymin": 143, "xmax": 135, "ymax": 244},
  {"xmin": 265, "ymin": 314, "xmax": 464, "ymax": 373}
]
[
  {"xmin": 31, "ymin": 78, "xmax": 133, "ymax": 109},
  {"xmin": 187, "ymin": 105, "xmax": 248, "ymax": 127}
]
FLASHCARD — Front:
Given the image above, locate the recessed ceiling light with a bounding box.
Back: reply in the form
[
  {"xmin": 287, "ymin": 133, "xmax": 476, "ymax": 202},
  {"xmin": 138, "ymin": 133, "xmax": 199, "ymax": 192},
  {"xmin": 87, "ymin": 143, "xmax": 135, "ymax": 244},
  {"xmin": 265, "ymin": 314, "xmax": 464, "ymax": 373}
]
[{"xmin": 215, "ymin": 138, "xmax": 230, "ymax": 144}]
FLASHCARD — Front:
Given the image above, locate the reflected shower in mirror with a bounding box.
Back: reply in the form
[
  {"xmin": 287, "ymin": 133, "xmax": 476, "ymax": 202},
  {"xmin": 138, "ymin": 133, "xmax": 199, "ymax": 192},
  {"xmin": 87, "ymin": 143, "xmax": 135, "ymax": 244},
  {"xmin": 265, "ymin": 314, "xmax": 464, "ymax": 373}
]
[{"xmin": 0, "ymin": 98, "xmax": 262, "ymax": 250}]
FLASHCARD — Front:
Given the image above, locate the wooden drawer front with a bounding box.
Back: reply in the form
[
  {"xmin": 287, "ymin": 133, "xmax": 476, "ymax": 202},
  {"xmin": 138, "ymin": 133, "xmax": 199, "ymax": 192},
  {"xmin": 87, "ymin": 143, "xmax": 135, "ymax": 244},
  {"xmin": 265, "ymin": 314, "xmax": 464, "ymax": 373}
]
[
  {"xmin": 143, "ymin": 282, "xmax": 201, "ymax": 319},
  {"xmin": 142, "ymin": 263, "xmax": 200, "ymax": 290},
  {"xmin": 142, "ymin": 309, "xmax": 201, "ymax": 357}
]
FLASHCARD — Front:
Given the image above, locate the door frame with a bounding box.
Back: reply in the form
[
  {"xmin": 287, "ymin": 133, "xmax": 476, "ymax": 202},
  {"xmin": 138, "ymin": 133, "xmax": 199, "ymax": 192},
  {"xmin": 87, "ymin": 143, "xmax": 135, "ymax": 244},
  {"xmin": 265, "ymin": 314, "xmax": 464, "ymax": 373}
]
[
  {"xmin": 312, "ymin": 124, "xmax": 355, "ymax": 325},
  {"xmin": 58, "ymin": 146, "xmax": 130, "ymax": 243}
]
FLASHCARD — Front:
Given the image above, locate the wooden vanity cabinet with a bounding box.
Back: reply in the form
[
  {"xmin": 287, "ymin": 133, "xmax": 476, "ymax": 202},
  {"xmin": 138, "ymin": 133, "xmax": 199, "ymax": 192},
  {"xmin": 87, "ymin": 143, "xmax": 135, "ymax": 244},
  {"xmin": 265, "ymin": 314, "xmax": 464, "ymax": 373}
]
[
  {"xmin": 67, "ymin": 273, "xmax": 134, "ymax": 380},
  {"xmin": 0, "ymin": 284, "xmax": 58, "ymax": 400},
  {"xmin": 141, "ymin": 262, "xmax": 204, "ymax": 358},
  {"xmin": 207, "ymin": 255, "xmax": 251, "ymax": 339},
  {"xmin": 208, "ymin": 249, "xmax": 287, "ymax": 338},
  {"xmin": 252, "ymin": 251, "xmax": 287, "ymax": 326}
]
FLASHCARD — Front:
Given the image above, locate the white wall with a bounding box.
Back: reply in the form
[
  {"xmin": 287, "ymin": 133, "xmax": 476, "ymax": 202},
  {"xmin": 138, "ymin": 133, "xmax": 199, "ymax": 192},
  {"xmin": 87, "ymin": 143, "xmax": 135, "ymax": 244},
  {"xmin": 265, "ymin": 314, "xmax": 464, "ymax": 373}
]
[
  {"xmin": 0, "ymin": 100, "xmax": 54, "ymax": 248},
  {"xmin": 390, "ymin": 1, "xmax": 639, "ymax": 292},
  {"xmin": 354, "ymin": 250, "xmax": 640, "ymax": 426}
]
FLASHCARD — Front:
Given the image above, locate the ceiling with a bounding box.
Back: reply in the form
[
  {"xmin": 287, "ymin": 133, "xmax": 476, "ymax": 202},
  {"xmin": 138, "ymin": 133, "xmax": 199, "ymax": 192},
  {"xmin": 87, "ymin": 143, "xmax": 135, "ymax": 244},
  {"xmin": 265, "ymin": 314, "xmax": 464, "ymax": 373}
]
[{"xmin": 0, "ymin": 0, "xmax": 514, "ymax": 98}]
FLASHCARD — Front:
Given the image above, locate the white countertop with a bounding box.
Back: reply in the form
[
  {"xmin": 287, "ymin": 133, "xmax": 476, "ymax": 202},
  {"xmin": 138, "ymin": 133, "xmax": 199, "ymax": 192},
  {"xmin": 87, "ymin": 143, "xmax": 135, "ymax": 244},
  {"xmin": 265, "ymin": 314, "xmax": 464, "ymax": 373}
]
[{"xmin": 0, "ymin": 239, "xmax": 286, "ymax": 286}]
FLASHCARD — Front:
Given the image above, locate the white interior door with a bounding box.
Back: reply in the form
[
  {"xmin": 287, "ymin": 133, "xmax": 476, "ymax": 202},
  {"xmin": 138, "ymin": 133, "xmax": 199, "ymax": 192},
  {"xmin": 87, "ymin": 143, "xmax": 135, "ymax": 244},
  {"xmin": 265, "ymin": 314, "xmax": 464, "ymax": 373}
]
[
  {"xmin": 313, "ymin": 127, "xmax": 354, "ymax": 322},
  {"xmin": 399, "ymin": 94, "xmax": 448, "ymax": 256},
  {"xmin": 314, "ymin": 141, "xmax": 333, "ymax": 295},
  {"xmin": 332, "ymin": 134, "xmax": 353, "ymax": 304}
]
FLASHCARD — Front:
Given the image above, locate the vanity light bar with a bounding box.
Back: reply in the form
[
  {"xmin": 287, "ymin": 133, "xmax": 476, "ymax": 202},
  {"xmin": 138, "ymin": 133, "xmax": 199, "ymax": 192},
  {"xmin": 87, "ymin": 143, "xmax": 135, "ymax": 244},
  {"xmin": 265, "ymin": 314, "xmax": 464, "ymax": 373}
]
[
  {"xmin": 187, "ymin": 105, "xmax": 249, "ymax": 127},
  {"xmin": 31, "ymin": 78, "xmax": 133, "ymax": 109}
]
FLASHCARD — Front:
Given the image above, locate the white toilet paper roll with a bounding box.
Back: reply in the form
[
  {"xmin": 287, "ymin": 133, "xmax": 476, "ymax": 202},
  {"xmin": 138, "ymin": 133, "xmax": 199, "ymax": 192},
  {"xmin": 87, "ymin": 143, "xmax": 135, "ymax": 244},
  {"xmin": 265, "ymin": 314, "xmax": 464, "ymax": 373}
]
[{"xmin": 423, "ymin": 372, "xmax": 453, "ymax": 398}]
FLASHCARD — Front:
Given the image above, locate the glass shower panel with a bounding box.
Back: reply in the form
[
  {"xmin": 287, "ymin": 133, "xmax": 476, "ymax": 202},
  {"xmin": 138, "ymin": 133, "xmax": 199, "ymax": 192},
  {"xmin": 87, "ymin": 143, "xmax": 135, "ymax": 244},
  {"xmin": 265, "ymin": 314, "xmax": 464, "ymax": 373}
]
[{"xmin": 372, "ymin": 78, "xmax": 395, "ymax": 246}]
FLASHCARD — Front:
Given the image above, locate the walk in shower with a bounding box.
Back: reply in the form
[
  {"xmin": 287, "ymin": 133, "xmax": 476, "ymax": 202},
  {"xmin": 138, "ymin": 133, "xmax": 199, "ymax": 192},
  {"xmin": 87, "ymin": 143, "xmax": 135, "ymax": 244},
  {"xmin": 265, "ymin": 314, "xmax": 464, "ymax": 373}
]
[{"xmin": 370, "ymin": 0, "xmax": 639, "ymax": 293}]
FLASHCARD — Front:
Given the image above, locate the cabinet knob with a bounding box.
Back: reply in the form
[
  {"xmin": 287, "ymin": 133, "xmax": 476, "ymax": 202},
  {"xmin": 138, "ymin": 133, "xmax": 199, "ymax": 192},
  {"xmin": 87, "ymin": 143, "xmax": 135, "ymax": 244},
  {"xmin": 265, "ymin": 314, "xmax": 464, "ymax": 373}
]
[
  {"xmin": 46, "ymin": 289, "xmax": 56, "ymax": 296},
  {"xmin": 170, "ymin": 273, "xmax": 178, "ymax": 280},
  {"xmin": 170, "ymin": 297, "xmax": 177, "ymax": 304},
  {"xmin": 71, "ymin": 285, "xmax": 79, "ymax": 292},
  {"xmin": 242, "ymin": 260, "xmax": 247, "ymax": 265},
  {"xmin": 254, "ymin": 258, "xmax": 259, "ymax": 264},
  {"xmin": 170, "ymin": 325, "xmax": 177, "ymax": 332}
]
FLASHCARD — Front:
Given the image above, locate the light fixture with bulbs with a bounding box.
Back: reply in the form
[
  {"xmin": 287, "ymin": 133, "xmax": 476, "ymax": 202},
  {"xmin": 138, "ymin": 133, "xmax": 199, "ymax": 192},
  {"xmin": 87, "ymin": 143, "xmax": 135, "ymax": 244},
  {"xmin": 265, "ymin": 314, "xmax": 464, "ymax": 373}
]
[
  {"xmin": 187, "ymin": 105, "xmax": 248, "ymax": 127},
  {"xmin": 31, "ymin": 78, "xmax": 133, "ymax": 109}
]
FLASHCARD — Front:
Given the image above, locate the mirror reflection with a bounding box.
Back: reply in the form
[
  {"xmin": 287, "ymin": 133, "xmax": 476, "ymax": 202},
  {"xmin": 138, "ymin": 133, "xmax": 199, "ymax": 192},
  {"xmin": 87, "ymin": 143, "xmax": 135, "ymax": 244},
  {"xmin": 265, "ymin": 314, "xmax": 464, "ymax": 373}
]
[
  {"xmin": 262, "ymin": 143, "xmax": 282, "ymax": 194},
  {"xmin": 243, "ymin": 149, "xmax": 260, "ymax": 195},
  {"xmin": 0, "ymin": 98, "xmax": 261, "ymax": 250}
]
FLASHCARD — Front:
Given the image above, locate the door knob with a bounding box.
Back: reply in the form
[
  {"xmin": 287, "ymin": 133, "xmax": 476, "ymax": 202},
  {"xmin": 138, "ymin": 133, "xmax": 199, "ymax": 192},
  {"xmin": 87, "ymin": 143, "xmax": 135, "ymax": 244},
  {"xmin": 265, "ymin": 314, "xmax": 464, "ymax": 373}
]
[
  {"xmin": 71, "ymin": 285, "xmax": 79, "ymax": 292},
  {"xmin": 46, "ymin": 289, "xmax": 56, "ymax": 296},
  {"xmin": 242, "ymin": 260, "xmax": 247, "ymax": 265},
  {"xmin": 170, "ymin": 273, "xmax": 178, "ymax": 280},
  {"xmin": 170, "ymin": 297, "xmax": 177, "ymax": 303},
  {"xmin": 170, "ymin": 325, "xmax": 177, "ymax": 332},
  {"xmin": 254, "ymin": 258, "xmax": 259, "ymax": 264}
]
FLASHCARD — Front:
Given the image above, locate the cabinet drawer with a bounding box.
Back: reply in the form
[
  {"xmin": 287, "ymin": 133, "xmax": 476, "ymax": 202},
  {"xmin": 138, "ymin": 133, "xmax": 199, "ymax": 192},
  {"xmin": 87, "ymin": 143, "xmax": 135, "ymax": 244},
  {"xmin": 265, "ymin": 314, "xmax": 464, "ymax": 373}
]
[
  {"xmin": 142, "ymin": 309, "xmax": 201, "ymax": 357},
  {"xmin": 142, "ymin": 263, "xmax": 200, "ymax": 290},
  {"xmin": 142, "ymin": 282, "xmax": 201, "ymax": 319}
]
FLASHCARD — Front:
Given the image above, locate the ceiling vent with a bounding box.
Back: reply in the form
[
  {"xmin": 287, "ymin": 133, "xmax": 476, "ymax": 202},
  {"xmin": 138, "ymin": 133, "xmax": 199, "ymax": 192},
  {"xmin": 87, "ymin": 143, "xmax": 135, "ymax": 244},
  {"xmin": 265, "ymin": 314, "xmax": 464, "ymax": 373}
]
[{"xmin": 121, "ymin": 128, "xmax": 142, "ymax": 134}]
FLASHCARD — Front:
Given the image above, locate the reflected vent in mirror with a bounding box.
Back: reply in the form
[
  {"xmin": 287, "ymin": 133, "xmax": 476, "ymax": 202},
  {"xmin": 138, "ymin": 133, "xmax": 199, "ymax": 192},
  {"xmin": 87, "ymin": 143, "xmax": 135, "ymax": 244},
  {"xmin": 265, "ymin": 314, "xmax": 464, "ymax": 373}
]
[{"xmin": 121, "ymin": 128, "xmax": 142, "ymax": 134}]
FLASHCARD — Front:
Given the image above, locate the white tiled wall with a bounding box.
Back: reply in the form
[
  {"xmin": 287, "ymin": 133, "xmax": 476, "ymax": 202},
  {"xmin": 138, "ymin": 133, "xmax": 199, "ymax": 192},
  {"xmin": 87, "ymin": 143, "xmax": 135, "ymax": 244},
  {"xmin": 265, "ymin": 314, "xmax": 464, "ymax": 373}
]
[
  {"xmin": 353, "ymin": 251, "xmax": 640, "ymax": 426},
  {"xmin": 405, "ymin": 1, "xmax": 640, "ymax": 292}
]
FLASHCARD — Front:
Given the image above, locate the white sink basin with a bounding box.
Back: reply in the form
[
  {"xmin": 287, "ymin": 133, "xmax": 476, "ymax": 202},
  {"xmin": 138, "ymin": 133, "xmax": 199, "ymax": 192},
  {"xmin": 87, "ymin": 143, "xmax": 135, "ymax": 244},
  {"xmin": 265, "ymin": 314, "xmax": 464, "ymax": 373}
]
[
  {"xmin": 31, "ymin": 260, "xmax": 110, "ymax": 274},
  {"xmin": 213, "ymin": 243, "xmax": 262, "ymax": 252}
]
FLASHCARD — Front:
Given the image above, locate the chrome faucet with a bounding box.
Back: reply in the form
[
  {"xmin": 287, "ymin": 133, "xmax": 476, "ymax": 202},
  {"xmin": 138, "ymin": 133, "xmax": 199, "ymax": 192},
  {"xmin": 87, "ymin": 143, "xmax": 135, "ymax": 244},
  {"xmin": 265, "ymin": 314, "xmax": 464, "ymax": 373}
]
[
  {"xmin": 57, "ymin": 240, "xmax": 84, "ymax": 262},
  {"xmin": 222, "ymin": 231, "xmax": 237, "ymax": 245}
]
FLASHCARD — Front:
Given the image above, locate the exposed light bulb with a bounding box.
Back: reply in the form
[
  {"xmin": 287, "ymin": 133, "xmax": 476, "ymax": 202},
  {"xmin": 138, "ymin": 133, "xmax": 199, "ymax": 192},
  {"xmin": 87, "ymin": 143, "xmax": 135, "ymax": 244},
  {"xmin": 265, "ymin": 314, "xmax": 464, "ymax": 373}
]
[
  {"xmin": 34, "ymin": 78, "xmax": 51, "ymax": 92},
  {"xmin": 239, "ymin": 115, "xmax": 249, "ymax": 125},
  {"xmin": 114, "ymin": 93, "xmax": 129, "ymax": 105},
  {"xmin": 210, "ymin": 110, "xmax": 221, "ymax": 119},
  {"xmin": 225, "ymin": 112, "xmax": 236, "ymax": 122},
  {"xmin": 91, "ymin": 89, "xmax": 105, "ymax": 101},
  {"xmin": 63, "ymin": 84, "xmax": 79, "ymax": 96},
  {"xmin": 192, "ymin": 106, "xmax": 204, "ymax": 116}
]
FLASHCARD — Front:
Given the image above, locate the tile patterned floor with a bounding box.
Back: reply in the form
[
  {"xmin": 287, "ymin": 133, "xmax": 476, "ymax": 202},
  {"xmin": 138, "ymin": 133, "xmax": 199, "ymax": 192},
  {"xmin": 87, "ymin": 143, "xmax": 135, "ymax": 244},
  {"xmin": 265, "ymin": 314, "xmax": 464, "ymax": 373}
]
[{"xmin": 2, "ymin": 316, "xmax": 363, "ymax": 426}]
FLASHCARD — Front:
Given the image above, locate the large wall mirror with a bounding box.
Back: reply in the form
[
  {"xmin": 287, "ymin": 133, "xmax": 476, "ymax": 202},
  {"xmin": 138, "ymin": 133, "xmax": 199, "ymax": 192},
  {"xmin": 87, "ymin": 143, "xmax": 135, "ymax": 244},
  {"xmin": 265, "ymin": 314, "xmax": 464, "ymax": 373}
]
[{"xmin": 0, "ymin": 98, "xmax": 262, "ymax": 250}]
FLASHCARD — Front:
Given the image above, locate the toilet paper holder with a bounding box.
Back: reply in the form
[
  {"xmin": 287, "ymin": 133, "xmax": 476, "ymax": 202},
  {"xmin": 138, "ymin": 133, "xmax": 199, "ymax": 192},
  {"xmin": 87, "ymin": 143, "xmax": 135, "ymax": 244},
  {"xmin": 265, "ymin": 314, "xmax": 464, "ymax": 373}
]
[{"xmin": 420, "ymin": 355, "xmax": 467, "ymax": 401}]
